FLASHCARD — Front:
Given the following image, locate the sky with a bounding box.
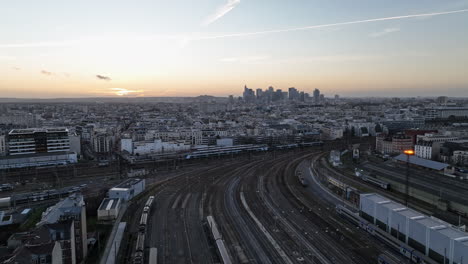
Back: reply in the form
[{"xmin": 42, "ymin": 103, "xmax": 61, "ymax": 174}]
[{"xmin": 1, "ymin": 0, "xmax": 468, "ymax": 98}]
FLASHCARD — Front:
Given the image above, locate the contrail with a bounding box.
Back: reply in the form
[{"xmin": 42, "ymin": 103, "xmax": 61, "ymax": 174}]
[
  {"xmin": 0, "ymin": 9, "xmax": 466, "ymax": 48},
  {"xmin": 196, "ymin": 9, "xmax": 468, "ymax": 40}
]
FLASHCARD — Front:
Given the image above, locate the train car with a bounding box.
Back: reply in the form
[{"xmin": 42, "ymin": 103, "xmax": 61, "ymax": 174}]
[
  {"xmin": 0, "ymin": 197, "xmax": 11, "ymax": 208},
  {"xmin": 133, "ymin": 233, "xmax": 145, "ymax": 264},
  {"xmin": 299, "ymin": 177, "xmax": 308, "ymax": 187},
  {"xmin": 399, "ymin": 245, "xmax": 426, "ymax": 264},
  {"xmin": 186, "ymin": 144, "xmax": 267, "ymax": 159},
  {"xmin": 148, "ymin": 248, "xmax": 158, "ymax": 264},
  {"xmin": 328, "ymin": 177, "xmax": 347, "ymax": 190},
  {"xmin": 139, "ymin": 213, "xmax": 148, "ymax": 231},
  {"xmin": 378, "ymin": 253, "xmax": 403, "ymax": 264},
  {"xmin": 143, "ymin": 196, "xmax": 155, "ymax": 213},
  {"xmin": 362, "ymin": 176, "xmax": 390, "ymax": 190},
  {"xmin": 299, "ymin": 141, "xmax": 324, "ymax": 147},
  {"xmin": 206, "ymin": 216, "xmax": 232, "ymax": 264}
]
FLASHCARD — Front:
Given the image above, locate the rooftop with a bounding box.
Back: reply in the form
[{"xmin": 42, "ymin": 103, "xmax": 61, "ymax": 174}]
[
  {"xmin": 394, "ymin": 154, "xmax": 449, "ymax": 170},
  {"xmin": 98, "ymin": 198, "xmax": 120, "ymax": 211},
  {"xmin": 37, "ymin": 194, "xmax": 84, "ymax": 226},
  {"xmin": 114, "ymin": 178, "xmax": 143, "ymax": 189},
  {"xmin": 9, "ymin": 127, "xmax": 68, "ymax": 135}
]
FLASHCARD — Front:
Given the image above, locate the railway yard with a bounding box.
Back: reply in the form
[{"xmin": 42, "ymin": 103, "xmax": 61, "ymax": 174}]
[
  {"xmin": 117, "ymin": 148, "xmax": 425, "ymax": 264},
  {"xmin": 2, "ymin": 144, "xmax": 467, "ymax": 264}
]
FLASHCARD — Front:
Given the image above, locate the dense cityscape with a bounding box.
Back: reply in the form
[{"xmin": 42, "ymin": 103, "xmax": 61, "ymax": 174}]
[{"xmin": 0, "ymin": 88, "xmax": 467, "ymax": 263}]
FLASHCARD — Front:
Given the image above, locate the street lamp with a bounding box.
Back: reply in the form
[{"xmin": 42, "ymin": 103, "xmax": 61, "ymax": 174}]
[{"xmin": 403, "ymin": 149, "xmax": 415, "ymax": 206}]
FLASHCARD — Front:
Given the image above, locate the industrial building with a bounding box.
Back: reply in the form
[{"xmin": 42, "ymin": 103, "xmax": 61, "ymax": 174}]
[
  {"xmin": 97, "ymin": 198, "xmax": 122, "ymax": 221},
  {"xmin": 108, "ymin": 178, "xmax": 145, "ymax": 201},
  {"xmin": 360, "ymin": 193, "xmax": 468, "ymax": 264}
]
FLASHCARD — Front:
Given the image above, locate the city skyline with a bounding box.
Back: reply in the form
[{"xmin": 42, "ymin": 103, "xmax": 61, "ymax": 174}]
[{"xmin": 1, "ymin": 0, "xmax": 468, "ymax": 98}]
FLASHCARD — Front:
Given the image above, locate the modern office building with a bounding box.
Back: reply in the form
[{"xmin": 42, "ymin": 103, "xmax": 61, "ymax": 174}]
[
  {"xmin": 313, "ymin": 88, "xmax": 320, "ymax": 104},
  {"xmin": 8, "ymin": 128, "xmax": 70, "ymax": 156}
]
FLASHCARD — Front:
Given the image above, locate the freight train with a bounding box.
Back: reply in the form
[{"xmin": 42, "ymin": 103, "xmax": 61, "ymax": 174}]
[{"xmin": 133, "ymin": 196, "xmax": 155, "ymax": 264}]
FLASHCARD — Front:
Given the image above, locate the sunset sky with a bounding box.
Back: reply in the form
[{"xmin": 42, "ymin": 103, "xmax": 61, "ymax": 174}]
[{"xmin": 1, "ymin": 0, "xmax": 468, "ymax": 98}]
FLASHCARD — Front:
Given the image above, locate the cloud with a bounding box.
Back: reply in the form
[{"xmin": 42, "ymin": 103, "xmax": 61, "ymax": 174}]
[
  {"xmin": 0, "ymin": 8, "xmax": 466, "ymax": 48},
  {"xmin": 41, "ymin": 70, "xmax": 53, "ymax": 76},
  {"xmin": 370, "ymin": 27, "xmax": 400, "ymax": 37},
  {"xmin": 12, "ymin": 67, "xmax": 20, "ymax": 70},
  {"xmin": 96, "ymin": 75, "xmax": 111, "ymax": 81},
  {"xmin": 110, "ymin": 88, "xmax": 143, "ymax": 96},
  {"xmin": 194, "ymin": 8, "xmax": 468, "ymax": 40},
  {"xmin": 203, "ymin": 0, "xmax": 241, "ymax": 26}
]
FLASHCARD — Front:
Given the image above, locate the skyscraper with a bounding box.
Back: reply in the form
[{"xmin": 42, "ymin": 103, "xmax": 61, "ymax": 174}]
[
  {"xmin": 288, "ymin": 87, "xmax": 298, "ymax": 101},
  {"xmin": 313, "ymin": 88, "xmax": 320, "ymax": 104}
]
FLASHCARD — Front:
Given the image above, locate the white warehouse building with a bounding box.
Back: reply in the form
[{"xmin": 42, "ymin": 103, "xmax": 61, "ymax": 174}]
[
  {"xmin": 360, "ymin": 193, "xmax": 468, "ymax": 264},
  {"xmin": 108, "ymin": 178, "xmax": 145, "ymax": 201}
]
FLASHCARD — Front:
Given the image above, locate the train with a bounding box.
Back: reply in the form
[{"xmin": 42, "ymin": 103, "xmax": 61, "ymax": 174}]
[
  {"xmin": 185, "ymin": 144, "xmax": 268, "ymax": 159},
  {"xmin": 206, "ymin": 215, "xmax": 232, "ymax": 264},
  {"xmin": 184, "ymin": 142, "xmax": 324, "ymax": 159},
  {"xmin": 0, "ymin": 187, "xmax": 84, "ymax": 208},
  {"xmin": 296, "ymin": 171, "xmax": 308, "ymax": 187},
  {"xmin": 361, "ymin": 175, "xmax": 390, "ymax": 190},
  {"xmin": 355, "ymin": 168, "xmax": 390, "ymax": 190},
  {"xmin": 133, "ymin": 196, "xmax": 155, "ymax": 264},
  {"xmin": 0, "ymin": 184, "xmax": 14, "ymax": 192}
]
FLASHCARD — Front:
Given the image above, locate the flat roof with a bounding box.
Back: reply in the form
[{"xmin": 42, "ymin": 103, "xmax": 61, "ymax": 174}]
[
  {"xmin": 438, "ymin": 227, "xmax": 468, "ymax": 239},
  {"xmin": 381, "ymin": 202, "xmax": 405, "ymax": 211},
  {"xmin": 414, "ymin": 217, "xmax": 444, "ymax": 229},
  {"xmin": 98, "ymin": 198, "xmax": 120, "ymax": 211},
  {"xmin": 9, "ymin": 128, "xmax": 68, "ymax": 135},
  {"xmin": 114, "ymin": 178, "xmax": 143, "ymax": 189},
  {"xmin": 397, "ymin": 208, "xmax": 423, "ymax": 218},
  {"xmin": 363, "ymin": 193, "xmax": 390, "ymax": 203},
  {"xmin": 109, "ymin": 187, "xmax": 129, "ymax": 192},
  {"xmin": 394, "ymin": 154, "xmax": 449, "ymax": 170}
]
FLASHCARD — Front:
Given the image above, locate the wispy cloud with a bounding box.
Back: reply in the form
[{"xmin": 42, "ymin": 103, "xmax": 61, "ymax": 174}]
[
  {"xmin": 370, "ymin": 27, "xmax": 400, "ymax": 37},
  {"xmin": 0, "ymin": 9, "xmax": 466, "ymax": 48},
  {"xmin": 12, "ymin": 67, "xmax": 21, "ymax": 71},
  {"xmin": 96, "ymin": 75, "xmax": 111, "ymax": 81},
  {"xmin": 195, "ymin": 8, "xmax": 468, "ymax": 40},
  {"xmin": 40, "ymin": 70, "xmax": 53, "ymax": 76},
  {"xmin": 203, "ymin": 0, "xmax": 241, "ymax": 26}
]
